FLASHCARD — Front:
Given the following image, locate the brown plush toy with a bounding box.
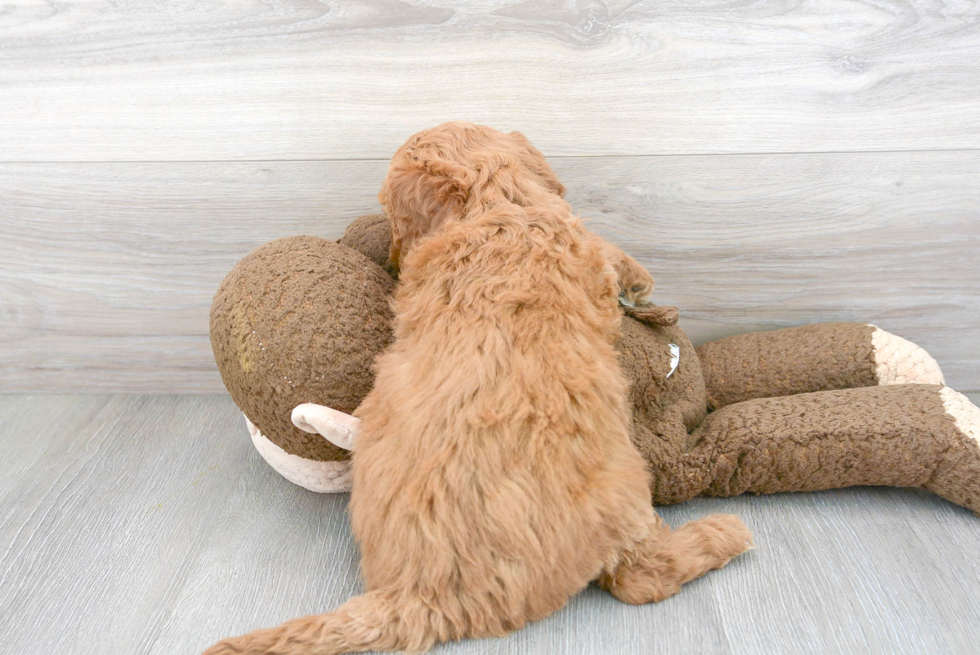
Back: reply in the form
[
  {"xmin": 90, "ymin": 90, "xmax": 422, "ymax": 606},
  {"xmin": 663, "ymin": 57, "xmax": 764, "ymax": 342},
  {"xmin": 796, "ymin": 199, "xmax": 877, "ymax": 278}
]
[{"xmin": 211, "ymin": 214, "xmax": 980, "ymax": 513}]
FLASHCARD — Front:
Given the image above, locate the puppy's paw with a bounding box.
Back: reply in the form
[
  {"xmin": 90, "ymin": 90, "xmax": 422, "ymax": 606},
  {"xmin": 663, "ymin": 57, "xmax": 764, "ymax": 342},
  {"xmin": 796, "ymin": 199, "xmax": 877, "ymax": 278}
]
[
  {"xmin": 690, "ymin": 513, "xmax": 754, "ymax": 564},
  {"xmin": 602, "ymin": 243, "xmax": 654, "ymax": 307}
]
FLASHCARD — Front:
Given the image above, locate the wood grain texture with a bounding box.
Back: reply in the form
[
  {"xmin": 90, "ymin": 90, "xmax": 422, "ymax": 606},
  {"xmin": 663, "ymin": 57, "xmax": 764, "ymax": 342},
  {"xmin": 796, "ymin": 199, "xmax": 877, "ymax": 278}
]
[
  {"xmin": 1, "ymin": 394, "xmax": 980, "ymax": 655},
  {"xmin": 1, "ymin": 152, "xmax": 977, "ymax": 393},
  {"xmin": 2, "ymin": 1, "xmax": 977, "ymax": 651},
  {"xmin": 0, "ymin": 395, "xmax": 255, "ymax": 655},
  {"xmin": 1, "ymin": 0, "xmax": 979, "ymax": 161}
]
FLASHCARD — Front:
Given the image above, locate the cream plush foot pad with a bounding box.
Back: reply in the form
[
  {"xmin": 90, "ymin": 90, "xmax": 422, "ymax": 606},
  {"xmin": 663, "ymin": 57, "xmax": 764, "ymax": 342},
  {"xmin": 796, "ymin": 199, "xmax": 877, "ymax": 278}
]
[
  {"xmin": 869, "ymin": 325, "xmax": 945, "ymax": 385},
  {"xmin": 941, "ymin": 387, "xmax": 980, "ymax": 445},
  {"xmin": 245, "ymin": 415, "xmax": 352, "ymax": 493}
]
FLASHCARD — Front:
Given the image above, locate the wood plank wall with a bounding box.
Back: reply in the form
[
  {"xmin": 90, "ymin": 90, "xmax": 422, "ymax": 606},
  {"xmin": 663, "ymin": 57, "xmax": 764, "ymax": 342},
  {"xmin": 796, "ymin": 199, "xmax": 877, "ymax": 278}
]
[{"xmin": 1, "ymin": 1, "xmax": 978, "ymax": 393}]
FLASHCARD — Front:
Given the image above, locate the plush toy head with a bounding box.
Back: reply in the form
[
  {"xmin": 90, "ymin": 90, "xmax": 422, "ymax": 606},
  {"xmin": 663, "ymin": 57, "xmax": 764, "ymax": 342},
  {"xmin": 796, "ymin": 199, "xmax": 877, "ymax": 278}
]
[{"xmin": 209, "ymin": 232, "xmax": 395, "ymax": 489}]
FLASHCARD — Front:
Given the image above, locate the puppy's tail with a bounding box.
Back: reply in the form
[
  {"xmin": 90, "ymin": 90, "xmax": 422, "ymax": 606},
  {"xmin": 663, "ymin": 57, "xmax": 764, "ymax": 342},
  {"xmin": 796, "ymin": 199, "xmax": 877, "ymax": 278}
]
[
  {"xmin": 202, "ymin": 591, "xmax": 446, "ymax": 655},
  {"xmin": 599, "ymin": 513, "xmax": 753, "ymax": 605}
]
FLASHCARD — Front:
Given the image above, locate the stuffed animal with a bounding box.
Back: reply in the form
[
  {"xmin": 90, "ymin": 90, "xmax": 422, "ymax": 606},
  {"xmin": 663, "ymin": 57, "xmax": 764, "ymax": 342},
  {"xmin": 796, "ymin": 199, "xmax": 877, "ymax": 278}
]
[{"xmin": 211, "ymin": 214, "xmax": 980, "ymax": 513}]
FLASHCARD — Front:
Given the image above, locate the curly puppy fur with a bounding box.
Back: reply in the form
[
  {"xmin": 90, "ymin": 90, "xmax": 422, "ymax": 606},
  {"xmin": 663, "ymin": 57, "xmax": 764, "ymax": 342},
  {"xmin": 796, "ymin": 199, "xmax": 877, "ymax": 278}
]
[{"xmin": 204, "ymin": 123, "xmax": 752, "ymax": 655}]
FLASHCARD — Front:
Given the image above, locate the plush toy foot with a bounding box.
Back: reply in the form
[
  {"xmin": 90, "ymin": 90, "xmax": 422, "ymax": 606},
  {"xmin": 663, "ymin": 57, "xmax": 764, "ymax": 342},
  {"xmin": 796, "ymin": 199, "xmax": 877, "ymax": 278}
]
[
  {"xmin": 869, "ymin": 324, "xmax": 944, "ymax": 385},
  {"xmin": 649, "ymin": 384, "xmax": 980, "ymax": 515},
  {"xmin": 245, "ymin": 415, "xmax": 352, "ymax": 493},
  {"xmin": 926, "ymin": 388, "xmax": 980, "ymax": 512}
]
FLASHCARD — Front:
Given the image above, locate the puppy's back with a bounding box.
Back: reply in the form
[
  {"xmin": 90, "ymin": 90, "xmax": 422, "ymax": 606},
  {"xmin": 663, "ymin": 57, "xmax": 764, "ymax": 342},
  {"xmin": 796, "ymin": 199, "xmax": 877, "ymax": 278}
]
[{"xmin": 350, "ymin": 207, "xmax": 648, "ymax": 635}]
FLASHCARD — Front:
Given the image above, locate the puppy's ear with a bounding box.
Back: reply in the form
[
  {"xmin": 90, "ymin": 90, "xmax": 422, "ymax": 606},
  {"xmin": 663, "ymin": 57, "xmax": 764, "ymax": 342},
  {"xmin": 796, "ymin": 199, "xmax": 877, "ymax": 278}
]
[
  {"xmin": 383, "ymin": 155, "xmax": 476, "ymax": 269},
  {"xmin": 509, "ymin": 131, "xmax": 566, "ymax": 198},
  {"xmin": 411, "ymin": 157, "xmax": 476, "ymax": 209}
]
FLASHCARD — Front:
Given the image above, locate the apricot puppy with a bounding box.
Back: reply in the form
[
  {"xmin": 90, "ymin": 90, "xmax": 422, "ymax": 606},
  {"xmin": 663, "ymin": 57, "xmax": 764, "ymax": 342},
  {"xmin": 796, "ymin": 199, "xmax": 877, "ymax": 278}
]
[{"xmin": 205, "ymin": 123, "xmax": 752, "ymax": 655}]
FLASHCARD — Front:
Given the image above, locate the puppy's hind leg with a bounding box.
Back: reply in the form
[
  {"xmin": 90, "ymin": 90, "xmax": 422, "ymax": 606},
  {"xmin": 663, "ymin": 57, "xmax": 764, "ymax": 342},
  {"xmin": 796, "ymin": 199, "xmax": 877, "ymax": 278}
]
[{"xmin": 599, "ymin": 514, "xmax": 753, "ymax": 605}]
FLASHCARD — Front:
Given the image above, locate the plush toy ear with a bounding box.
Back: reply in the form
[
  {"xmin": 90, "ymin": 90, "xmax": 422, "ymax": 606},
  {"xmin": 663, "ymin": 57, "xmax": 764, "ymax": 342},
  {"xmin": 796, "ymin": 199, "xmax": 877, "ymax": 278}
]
[
  {"xmin": 291, "ymin": 403, "xmax": 360, "ymax": 451},
  {"xmin": 381, "ymin": 156, "xmax": 477, "ymax": 269},
  {"xmin": 509, "ymin": 130, "xmax": 566, "ymax": 197}
]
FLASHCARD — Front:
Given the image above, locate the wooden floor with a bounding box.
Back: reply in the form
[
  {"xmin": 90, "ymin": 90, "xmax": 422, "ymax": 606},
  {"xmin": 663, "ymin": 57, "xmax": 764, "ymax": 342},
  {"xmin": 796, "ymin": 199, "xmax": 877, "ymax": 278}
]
[{"xmin": 2, "ymin": 393, "xmax": 980, "ymax": 655}]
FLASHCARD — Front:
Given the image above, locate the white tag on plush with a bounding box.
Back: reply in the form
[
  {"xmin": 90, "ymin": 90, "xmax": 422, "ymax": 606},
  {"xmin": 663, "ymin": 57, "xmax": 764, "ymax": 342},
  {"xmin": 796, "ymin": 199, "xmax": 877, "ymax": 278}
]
[{"xmin": 667, "ymin": 343, "xmax": 680, "ymax": 379}]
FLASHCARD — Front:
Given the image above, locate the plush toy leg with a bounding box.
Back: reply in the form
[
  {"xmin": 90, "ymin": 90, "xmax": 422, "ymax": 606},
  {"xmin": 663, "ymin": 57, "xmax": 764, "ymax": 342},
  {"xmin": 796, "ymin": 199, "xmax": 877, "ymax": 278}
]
[
  {"xmin": 647, "ymin": 384, "xmax": 980, "ymax": 514},
  {"xmin": 697, "ymin": 323, "xmax": 944, "ymax": 409}
]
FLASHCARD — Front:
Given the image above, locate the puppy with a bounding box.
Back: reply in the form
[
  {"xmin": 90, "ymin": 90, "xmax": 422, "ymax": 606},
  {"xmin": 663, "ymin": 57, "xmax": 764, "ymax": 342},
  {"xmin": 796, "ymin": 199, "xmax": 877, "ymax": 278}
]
[{"xmin": 204, "ymin": 123, "xmax": 751, "ymax": 655}]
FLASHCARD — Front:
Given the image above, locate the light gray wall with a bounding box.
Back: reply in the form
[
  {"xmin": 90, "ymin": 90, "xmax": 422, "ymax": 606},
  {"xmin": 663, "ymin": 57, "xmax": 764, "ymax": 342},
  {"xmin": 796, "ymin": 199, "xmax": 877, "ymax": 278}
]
[{"xmin": 1, "ymin": 1, "xmax": 978, "ymax": 393}]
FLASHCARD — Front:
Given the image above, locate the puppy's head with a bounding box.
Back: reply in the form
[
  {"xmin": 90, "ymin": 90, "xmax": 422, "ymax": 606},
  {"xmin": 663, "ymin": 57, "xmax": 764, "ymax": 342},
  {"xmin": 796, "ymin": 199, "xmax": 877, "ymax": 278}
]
[
  {"xmin": 379, "ymin": 122, "xmax": 565, "ymax": 268},
  {"xmin": 507, "ymin": 130, "xmax": 565, "ymax": 199}
]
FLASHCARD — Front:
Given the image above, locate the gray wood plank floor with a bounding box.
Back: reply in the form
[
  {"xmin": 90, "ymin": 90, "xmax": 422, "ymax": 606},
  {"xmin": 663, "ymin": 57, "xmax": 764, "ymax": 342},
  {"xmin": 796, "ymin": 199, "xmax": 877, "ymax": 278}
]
[{"xmin": 2, "ymin": 394, "xmax": 980, "ymax": 655}]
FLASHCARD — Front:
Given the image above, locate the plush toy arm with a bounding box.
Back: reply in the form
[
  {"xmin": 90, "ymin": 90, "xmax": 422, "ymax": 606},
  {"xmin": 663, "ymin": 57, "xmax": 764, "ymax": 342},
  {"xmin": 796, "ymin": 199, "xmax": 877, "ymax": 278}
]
[
  {"xmin": 696, "ymin": 322, "xmax": 944, "ymax": 410},
  {"xmin": 291, "ymin": 403, "xmax": 360, "ymax": 451},
  {"xmin": 647, "ymin": 384, "xmax": 980, "ymax": 514}
]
